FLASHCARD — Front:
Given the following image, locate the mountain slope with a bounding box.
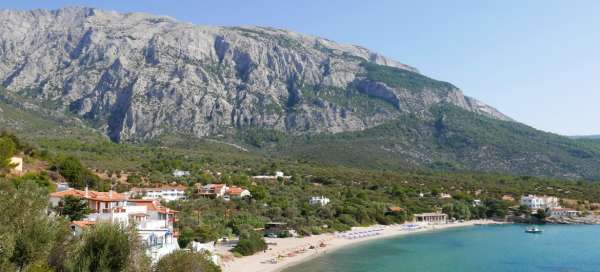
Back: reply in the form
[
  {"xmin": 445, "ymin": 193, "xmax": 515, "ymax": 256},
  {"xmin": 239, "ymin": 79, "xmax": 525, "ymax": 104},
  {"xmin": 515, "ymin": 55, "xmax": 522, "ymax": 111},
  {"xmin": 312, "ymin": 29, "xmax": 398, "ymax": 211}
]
[
  {"xmin": 0, "ymin": 7, "xmax": 507, "ymax": 142},
  {"xmin": 1, "ymin": 7, "xmax": 600, "ymax": 180},
  {"xmin": 265, "ymin": 105, "xmax": 600, "ymax": 180}
]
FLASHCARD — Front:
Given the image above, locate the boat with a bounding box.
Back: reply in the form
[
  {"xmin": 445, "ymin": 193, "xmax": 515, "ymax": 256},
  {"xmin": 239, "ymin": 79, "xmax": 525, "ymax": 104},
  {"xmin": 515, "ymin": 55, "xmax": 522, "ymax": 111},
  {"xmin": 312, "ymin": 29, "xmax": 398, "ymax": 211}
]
[{"xmin": 525, "ymin": 227, "xmax": 543, "ymax": 233}]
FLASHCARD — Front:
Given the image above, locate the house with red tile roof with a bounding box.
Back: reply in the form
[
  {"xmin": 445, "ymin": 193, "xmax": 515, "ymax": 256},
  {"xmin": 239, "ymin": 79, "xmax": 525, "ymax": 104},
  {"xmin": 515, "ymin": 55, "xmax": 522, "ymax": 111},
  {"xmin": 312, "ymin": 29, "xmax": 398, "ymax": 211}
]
[
  {"xmin": 197, "ymin": 184, "xmax": 251, "ymax": 200},
  {"xmin": 226, "ymin": 186, "xmax": 251, "ymax": 199},
  {"xmin": 50, "ymin": 187, "xmax": 128, "ymax": 212}
]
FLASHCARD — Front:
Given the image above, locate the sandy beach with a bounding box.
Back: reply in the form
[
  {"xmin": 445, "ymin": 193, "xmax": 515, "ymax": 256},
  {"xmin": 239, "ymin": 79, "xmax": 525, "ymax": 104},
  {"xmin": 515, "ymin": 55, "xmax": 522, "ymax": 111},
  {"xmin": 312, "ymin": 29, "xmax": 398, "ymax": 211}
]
[{"xmin": 218, "ymin": 220, "xmax": 502, "ymax": 272}]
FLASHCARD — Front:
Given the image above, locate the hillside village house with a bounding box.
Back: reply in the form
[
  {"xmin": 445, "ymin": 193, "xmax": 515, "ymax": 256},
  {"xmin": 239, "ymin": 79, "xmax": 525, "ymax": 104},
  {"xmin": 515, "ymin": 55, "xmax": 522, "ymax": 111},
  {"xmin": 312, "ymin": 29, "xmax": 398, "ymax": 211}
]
[
  {"xmin": 439, "ymin": 193, "xmax": 452, "ymax": 199},
  {"xmin": 50, "ymin": 188, "xmax": 180, "ymax": 261},
  {"xmin": 309, "ymin": 196, "xmax": 330, "ymax": 206},
  {"xmin": 251, "ymin": 171, "xmax": 292, "ymax": 180},
  {"xmin": 520, "ymin": 195, "xmax": 560, "ymax": 210},
  {"xmin": 50, "ymin": 188, "xmax": 130, "ymax": 225},
  {"xmin": 197, "ymin": 183, "xmax": 251, "ymax": 200},
  {"xmin": 129, "ymin": 185, "xmax": 187, "ymax": 202},
  {"xmin": 172, "ymin": 169, "xmax": 190, "ymax": 178}
]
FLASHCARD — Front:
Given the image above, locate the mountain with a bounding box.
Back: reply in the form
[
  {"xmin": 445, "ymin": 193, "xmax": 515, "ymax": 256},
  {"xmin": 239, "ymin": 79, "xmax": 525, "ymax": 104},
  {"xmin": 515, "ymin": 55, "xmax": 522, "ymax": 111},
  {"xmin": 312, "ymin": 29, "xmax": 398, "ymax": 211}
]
[
  {"xmin": 0, "ymin": 7, "xmax": 508, "ymax": 142},
  {"xmin": 1, "ymin": 7, "xmax": 600, "ymax": 180}
]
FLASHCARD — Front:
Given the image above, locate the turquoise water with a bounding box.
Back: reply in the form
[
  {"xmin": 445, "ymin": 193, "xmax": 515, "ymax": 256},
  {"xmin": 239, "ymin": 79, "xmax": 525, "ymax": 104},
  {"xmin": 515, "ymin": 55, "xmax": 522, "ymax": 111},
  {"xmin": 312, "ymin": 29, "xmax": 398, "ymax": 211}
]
[{"xmin": 284, "ymin": 225, "xmax": 600, "ymax": 272}]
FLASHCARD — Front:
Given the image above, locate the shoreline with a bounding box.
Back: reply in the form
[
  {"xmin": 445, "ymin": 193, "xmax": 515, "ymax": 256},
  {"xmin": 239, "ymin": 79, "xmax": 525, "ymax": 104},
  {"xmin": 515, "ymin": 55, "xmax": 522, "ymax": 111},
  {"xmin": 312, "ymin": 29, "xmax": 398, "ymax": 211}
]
[{"xmin": 218, "ymin": 220, "xmax": 504, "ymax": 272}]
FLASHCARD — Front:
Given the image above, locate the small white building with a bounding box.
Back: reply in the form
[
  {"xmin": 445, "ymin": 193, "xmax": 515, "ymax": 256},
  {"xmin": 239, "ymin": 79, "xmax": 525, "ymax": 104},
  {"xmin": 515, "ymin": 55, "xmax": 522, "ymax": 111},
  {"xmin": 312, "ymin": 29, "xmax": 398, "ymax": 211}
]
[
  {"xmin": 549, "ymin": 207, "xmax": 580, "ymax": 218},
  {"xmin": 439, "ymin": 193, "xmax": 452, "ymax": 199},
  {"xmin": 309, "ymin": 196, "xmax": 330, "ymax": 206},
  {"xmin": 472, "ymin": 199, "xmax": 482, "ymax": 207},
  {"xmin": 130, "ymin": 185, "xmax": 187, "ymax": 202},
  {"xmin": 415, "ymin": 213, "xmax": 448, "ymax": 224},
  {"xmin": 172, "ymin": 169, "xmax": 190, "ymax": 178},
  {"xmin": 520, "ymin": 195, "xmax": 559, "ymax": 210},
  {"xmin": 252, "ymin": 171, "xmax": 292, "ymax": 180},
  {"xmin": 191, "ymin": 241, "xmax": 220, "ymax": 265}
]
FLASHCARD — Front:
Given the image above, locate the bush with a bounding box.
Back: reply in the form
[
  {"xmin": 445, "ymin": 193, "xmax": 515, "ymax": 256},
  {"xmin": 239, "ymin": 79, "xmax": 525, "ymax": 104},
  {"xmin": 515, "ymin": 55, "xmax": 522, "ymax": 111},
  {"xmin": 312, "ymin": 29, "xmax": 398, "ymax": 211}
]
[
  {"xmin": 232, "ymin": 231, "xmax": 267, "ymax": 256},
  {"xmin": 153, "ymin": 250, "xmax": 220, "ymax": 272},
  {"xmin": 70, "ymin": 224, "xmax": 150, "ymax": 272}
]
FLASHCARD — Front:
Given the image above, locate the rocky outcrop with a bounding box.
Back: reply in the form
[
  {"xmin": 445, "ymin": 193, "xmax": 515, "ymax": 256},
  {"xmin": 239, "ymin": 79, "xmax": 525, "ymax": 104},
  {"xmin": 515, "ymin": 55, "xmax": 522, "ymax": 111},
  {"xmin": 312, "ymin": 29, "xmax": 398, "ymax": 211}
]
[{"xmin": 0, "ymin": 7, "xmax": 510, "ymax": 142}]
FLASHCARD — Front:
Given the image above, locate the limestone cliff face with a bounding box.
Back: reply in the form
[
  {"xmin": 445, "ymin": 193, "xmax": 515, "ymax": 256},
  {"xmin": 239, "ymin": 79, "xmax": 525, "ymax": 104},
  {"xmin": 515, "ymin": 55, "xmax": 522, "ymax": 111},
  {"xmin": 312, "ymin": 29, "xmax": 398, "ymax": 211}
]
[{"xmin": 0, "ymin": 7, "xmax": 510, "ymax": 142}]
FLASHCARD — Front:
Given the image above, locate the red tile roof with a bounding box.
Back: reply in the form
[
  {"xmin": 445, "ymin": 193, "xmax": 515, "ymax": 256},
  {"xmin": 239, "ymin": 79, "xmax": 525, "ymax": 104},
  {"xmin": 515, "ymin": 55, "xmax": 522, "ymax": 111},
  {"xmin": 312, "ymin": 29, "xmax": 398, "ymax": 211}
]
[
  {"xmin": 226, "ymin": 186, "xmax": 246, "ymax": 196},
  {"xmin": 128, "ymin": 199, "xmax": 178, "ymax": 214},
  {"xmin": 51, "ymin": 188, "xmax": 128, "ymax": 202}
]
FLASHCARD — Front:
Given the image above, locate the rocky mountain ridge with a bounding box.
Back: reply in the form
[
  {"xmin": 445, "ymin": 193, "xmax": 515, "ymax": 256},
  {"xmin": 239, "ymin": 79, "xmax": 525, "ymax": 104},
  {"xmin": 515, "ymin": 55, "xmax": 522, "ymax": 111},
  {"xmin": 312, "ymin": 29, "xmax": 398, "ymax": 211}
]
[{"xmin": 0, "ymin": 7, "xmax": 509, "ymax": 142}]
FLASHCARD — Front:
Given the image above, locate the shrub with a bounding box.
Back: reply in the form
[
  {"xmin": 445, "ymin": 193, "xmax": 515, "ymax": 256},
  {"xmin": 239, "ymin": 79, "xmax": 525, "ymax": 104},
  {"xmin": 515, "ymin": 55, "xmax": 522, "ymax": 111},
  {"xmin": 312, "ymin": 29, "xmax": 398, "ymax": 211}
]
[
  {"xmin": 232, "ymin": 231, "xmax": 267, "ymax": 256},
  {"xmin": 153, "ymin": 250, "xmax": 220, "ymax": 272}
]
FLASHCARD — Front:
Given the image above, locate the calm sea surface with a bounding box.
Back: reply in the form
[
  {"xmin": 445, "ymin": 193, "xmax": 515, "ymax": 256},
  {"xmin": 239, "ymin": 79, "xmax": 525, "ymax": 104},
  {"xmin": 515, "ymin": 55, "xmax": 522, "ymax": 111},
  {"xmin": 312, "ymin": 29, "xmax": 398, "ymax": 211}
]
[{"xmin": 284, "ymin": 224, "xmax": 600, "ymax": 272}]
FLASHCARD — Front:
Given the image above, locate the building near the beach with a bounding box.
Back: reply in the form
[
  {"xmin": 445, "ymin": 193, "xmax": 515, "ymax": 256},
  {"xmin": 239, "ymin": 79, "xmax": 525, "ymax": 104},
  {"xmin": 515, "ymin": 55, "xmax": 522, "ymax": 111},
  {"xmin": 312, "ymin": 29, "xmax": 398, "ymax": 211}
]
[
  {"xmin": 549, "ymin": 207, "xmax": 580, "ymax": 218},
  {"xmin": 414, "ymin": 213, "xmax": 448, "ymax": 224},
  {"xmin": 520, "ymin": 195, "xmax": 559, "ymax": 210}
]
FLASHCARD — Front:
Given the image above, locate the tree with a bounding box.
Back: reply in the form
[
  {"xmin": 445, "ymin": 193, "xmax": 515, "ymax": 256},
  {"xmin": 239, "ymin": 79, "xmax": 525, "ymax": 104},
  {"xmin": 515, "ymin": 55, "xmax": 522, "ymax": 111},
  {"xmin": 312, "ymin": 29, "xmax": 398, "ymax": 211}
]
[
  {"xmin": 232, "ymin": 230, "xmax": 267, "ymax": 256},
  {"xmin": 71, "ymin": 224, "xmax": 132, "ymax": 272},
  {"xmin": 60, "ymin": 196, "xmax": 92, "ymax": 221},
  {"xmin": 0, "ymin": 180, "xmax": 65, "ymax": 271},
  {"xmin": 533, "ymin": 209, "xmax": 548, "ymax": 221},
  {"xmin": 153, "ymin": 250, "xmax": 220, "ymax": 272},
  {"xmin": 443, "ymin": 201, "xmax": 471, "ymax": 220},
  {"xmin": 516, "ymin": 205, "xmax": 531, "ymax": 217},
  {"xmin": 177, "ymin": 227, "xmax": 195, "ymax": 249},
  {"xmin": 196, "ymin": 225, "xmax": 220, "ymax": 243},
  {"xmin": 0, "ymin": 137, "xmax": 16, "ymax": 171},
  {"xmin": 55, "ymin": 156, "xmax": 107, "ymax": 190}
]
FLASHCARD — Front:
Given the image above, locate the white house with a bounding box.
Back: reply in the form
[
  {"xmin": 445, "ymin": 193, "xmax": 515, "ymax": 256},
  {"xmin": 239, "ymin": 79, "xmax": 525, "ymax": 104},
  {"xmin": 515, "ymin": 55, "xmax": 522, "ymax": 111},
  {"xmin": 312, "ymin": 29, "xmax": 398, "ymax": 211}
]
[
  {"xmin": 309, "ymin": 196, "xmax": 330, "ymax": 206},
  {"xmin": 415, "ymin": 213, "xmax": 448, "ymax": 224},
  {"xmin": 197, "ymin": 183, "xmax": 228, "ymax": 198},
  {"xmin": 472, "ymin": 199, "xmax": 482, "ymax": 207},
  {"xmin": 520, "ymin": 195, "xmax": 560, "ymax": 210},
  {"xmin": 252, "ymin": 171, "xmax": 292, "ymax": 180},
  {"xmin": 52, "ymin": 189, "xmax": 179, "ymax": 262},
  {"xmin": 50, "ymin": 188, "xmax": 130, "ymax": 226},
  {"xmin": 130, "ymin": 185, "xmax": 187, "ymax": 202},
  {"xmin": 549, "ymin": 207, "xmax": 580, "ymax": 218},
  {"xmin": 439, "ymin": 193, "xmax": 452, "ymax": 199},
  {"xmin": 191, "ymin": 241, "xmax": 220, "ymax": 265},
  {"xmin": 172, "ymin": 169, "xmax": 190, "ymax": 178},
  {"xmin": 198, "ymin": 184, "xmax": 251, "ymax": 200}
]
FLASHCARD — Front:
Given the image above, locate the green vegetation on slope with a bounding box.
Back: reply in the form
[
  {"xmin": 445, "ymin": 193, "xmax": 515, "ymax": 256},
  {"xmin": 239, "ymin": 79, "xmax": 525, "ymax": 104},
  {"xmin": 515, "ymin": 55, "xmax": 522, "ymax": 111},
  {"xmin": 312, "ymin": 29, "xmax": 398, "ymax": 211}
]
[
  {"xmin": 262, "ymin": 105, "xmax": 600, "ymax": 180},
  {"xmin": 360, "ymin": 62, "xmax": 456, "ymax": 93}
]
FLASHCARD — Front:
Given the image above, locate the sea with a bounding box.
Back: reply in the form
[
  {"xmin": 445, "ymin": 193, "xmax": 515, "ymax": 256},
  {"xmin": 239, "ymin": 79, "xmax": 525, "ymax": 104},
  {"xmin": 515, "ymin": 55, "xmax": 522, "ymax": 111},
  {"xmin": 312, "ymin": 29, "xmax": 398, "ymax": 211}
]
[{"xmin": 284, "ymin": 224, "xmax": 600, "ymax": 272}]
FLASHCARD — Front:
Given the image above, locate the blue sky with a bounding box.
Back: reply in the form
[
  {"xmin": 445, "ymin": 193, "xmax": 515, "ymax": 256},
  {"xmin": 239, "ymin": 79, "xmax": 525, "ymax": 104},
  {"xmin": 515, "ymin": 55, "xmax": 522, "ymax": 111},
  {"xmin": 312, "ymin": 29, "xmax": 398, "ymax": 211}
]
[{"xmin": 2, "ymin": 0, "xmax": 599, "ymax": 135}]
